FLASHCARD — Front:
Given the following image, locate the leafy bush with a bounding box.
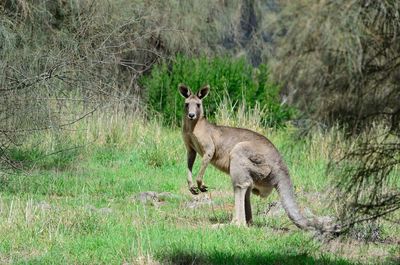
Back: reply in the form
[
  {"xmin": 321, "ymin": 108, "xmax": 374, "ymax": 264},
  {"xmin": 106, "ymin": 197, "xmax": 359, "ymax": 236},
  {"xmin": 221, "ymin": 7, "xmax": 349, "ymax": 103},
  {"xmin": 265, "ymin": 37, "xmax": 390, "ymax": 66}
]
[
  {"xmin": 271, "ymin": 0, "xmax": 400, "ymax": 229},
  {"xmin": 141, "ymin": 55, "xmax": 294, "ymax": 127}
]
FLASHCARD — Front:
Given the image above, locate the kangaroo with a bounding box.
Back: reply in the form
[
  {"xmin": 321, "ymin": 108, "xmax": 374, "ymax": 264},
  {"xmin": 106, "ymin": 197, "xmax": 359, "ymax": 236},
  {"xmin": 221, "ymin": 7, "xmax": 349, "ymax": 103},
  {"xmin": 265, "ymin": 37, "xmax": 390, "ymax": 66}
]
[{"xmin": 179, "ymin": 83, "xmax": 326, "ymax": 230}]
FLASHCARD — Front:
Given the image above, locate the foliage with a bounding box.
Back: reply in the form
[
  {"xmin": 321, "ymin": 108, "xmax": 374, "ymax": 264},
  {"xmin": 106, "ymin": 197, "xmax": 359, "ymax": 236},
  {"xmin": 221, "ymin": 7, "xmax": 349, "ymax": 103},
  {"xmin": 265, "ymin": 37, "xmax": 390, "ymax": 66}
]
[
  {"xmin": 271, "ymin": 0, "xmax": 400, "ymax": 232},
  {"xmin": 0, "ymin": 0, "xmax": 280, "ymax": 171},
  {"xmin": 271, "ymin": 0, "xmax": 400, "ymax": 131},
  {"xmin": 141, "ymin": 55, "xmax": 293, "ymax": 127},
  {"xmin": 333, "ymin": 128, "xmax": 400, "ymax": 230}
]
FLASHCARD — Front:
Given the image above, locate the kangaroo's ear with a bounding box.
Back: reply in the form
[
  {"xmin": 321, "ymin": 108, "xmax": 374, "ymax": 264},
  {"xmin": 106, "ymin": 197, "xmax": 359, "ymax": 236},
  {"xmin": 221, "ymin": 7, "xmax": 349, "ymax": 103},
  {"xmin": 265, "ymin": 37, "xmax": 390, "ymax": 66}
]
[
  {"xmin": 178, "ymin": 84, "xmax": 192, "ymax": 98},
  {"xmin": 197, "ymin": 85, "xmax": 210, "ymax": 99}
]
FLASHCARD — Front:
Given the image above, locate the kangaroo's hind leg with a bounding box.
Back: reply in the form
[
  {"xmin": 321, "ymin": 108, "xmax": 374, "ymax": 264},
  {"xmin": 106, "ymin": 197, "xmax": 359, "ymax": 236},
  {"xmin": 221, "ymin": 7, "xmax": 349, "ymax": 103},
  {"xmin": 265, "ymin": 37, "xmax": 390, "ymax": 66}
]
[
  {"xmin": 245, "ymin": 188, "xmax": 252, "ymax": 224},
  {"xmin": 229, "ymin": 146, "xmax": 254, "ymax": 226}
]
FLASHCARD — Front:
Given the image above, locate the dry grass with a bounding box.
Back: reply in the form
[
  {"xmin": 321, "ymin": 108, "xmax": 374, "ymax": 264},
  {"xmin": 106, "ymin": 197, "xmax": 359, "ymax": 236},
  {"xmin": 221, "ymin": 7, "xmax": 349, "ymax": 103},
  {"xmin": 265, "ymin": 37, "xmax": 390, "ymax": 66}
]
[{"xmin": 0, "ymin": 109, "xmax": 399, "ymax": 263}]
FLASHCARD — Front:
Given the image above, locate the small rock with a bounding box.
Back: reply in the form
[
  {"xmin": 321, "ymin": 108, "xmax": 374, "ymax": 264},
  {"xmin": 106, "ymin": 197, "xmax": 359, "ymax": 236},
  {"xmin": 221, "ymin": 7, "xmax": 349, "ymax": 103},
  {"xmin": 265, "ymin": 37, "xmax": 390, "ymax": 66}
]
[
  {"xmin": 131, "ymin": 191, "xmax": 181, "ymax": 206},
  {"xmin": 129, "ymin": 191, "xmax": 184, "ymax": 209},
  {"xmin": 135, "ymin": 191, "xmax": 159, "ymax": 204},
  {"xmin": 158, "ymin": 192, "xmax": 181, "ymax": 201},
  {"xmin": 185, "ymin": 195, "xmax": 213, "ymax": 209}
]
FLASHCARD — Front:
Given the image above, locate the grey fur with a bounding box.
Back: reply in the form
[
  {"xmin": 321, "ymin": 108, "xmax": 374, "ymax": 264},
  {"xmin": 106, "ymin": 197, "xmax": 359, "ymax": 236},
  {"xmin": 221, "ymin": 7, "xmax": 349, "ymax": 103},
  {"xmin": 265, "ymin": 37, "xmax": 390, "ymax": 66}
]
[{"xmin": 179, "ymin": 84, "xmax": 334, "ymax": 231}]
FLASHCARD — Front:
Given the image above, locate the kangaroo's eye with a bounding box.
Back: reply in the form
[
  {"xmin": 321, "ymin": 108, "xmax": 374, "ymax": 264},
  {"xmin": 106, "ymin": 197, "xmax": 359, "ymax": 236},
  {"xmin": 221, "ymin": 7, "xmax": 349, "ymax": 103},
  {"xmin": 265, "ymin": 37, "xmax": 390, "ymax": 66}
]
[
  {"xmin": 197, "ymin": 104, "xmax": 201, "ymax": 108},
  {"xmin": 185, "ymin": 103, "xmax": 189, "ymax": 108}
]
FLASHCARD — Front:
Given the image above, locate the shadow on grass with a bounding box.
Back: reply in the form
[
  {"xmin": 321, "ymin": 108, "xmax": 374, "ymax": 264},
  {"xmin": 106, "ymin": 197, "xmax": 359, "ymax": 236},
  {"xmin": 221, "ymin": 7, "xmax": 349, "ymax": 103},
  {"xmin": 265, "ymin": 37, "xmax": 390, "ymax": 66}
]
[{"xmin": 160, "ymin": 249, "xmax": 355, "ymax": 265}]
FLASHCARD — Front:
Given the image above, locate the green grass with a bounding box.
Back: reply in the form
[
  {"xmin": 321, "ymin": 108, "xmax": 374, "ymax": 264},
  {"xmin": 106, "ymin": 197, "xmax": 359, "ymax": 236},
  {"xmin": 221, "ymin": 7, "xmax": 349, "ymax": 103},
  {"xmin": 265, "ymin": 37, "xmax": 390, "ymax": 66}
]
[{"xmin": 0, "ymin": 120, "xmax": 399, "ymax": 264}]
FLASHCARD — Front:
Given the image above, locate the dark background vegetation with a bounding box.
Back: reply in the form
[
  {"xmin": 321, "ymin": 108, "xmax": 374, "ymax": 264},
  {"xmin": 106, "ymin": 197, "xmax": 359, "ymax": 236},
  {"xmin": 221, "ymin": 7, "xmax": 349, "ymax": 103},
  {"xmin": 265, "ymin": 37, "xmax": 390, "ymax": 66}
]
[
  {"xmin": 141, "ymin": 55, "xmax": 293, "ymax": 126},
  {"xmin": 1, "ymin": 0, "xmax": 399, "ymax": 236}
]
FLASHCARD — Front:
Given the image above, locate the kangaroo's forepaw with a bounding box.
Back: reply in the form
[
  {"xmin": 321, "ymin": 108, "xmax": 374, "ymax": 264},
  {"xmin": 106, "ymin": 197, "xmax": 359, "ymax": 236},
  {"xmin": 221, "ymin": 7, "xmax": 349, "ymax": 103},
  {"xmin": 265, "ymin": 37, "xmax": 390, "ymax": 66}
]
[
  {"xmin": 199, "ymin": 185, "xmax": 208, "ymax": 192},
  {"xmin": 189, "ymin": 187, "xmax": 200, "ymax": 195}
]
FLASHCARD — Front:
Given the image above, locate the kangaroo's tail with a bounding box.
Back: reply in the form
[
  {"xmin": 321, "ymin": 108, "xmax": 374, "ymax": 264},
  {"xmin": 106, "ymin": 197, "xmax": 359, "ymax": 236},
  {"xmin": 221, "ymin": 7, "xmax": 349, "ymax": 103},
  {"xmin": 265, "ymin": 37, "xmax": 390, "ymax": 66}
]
[
  {"xmin": 275, "ymin": 173, "xmax": 312, "ymax": 230},
  {"xmin": 275, "ymin": 167, "xmax": 342, "ymax": 233}
]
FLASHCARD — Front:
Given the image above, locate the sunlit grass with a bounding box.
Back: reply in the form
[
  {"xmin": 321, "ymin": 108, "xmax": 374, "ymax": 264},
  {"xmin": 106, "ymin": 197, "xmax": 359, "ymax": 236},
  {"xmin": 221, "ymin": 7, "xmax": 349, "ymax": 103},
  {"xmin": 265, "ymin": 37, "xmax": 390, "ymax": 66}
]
[{"xmin": 1, "ymin": 110, "xmax": 398, "ymax": 264}]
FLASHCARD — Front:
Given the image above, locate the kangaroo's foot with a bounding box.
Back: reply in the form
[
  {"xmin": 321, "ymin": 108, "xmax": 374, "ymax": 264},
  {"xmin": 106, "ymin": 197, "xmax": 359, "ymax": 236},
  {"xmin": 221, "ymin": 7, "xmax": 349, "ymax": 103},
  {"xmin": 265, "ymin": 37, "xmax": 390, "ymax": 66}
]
[
  {"xmin": 189, "ymin": 186, "xmax": 200, "ymax": 195},
  {"xmin": 198, "ymin": 184, "xmax": 208, "ymax": 192},
  {"xmin": 196, "ymin": 180, "xmax": 208, "ymax": 193}
]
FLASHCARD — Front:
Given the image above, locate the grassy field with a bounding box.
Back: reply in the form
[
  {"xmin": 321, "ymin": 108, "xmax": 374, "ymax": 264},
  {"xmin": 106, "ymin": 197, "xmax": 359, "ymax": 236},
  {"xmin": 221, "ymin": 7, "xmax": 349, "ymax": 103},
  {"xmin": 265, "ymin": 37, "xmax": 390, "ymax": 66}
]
[{"xmin": 0, "ymin": 115, "xmax": 399, "ymax": 265}]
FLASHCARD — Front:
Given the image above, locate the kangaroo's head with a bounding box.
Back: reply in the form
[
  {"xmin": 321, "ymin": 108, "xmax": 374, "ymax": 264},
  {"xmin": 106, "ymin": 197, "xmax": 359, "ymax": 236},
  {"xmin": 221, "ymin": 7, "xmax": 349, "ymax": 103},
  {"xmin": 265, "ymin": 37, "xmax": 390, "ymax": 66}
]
[{"xmin": 178, "ymin": 84, "xmax": 209, "ymax": 121}]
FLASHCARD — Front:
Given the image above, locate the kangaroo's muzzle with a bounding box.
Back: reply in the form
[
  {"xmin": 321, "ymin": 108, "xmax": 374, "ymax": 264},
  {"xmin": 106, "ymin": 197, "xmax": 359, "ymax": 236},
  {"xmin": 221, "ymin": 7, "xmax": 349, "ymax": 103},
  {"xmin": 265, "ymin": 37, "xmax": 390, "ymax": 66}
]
[{"xmin": 188, "ymin": 113, "xmax": 196, "ymax": 119}]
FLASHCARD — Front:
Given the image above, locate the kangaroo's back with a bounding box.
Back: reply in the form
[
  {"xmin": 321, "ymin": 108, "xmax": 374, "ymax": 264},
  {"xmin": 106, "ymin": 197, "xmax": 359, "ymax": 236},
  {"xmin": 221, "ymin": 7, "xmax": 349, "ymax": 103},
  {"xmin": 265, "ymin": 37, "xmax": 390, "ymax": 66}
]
[{"xmin": 202, "ymin": 122, "xmax": 280, "ymax": 173}]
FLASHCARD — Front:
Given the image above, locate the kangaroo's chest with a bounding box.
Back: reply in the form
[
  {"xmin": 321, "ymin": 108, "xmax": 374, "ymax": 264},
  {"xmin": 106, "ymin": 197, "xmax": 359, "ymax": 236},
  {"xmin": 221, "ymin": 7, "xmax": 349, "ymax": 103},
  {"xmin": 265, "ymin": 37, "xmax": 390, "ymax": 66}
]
[
  {"xmin": 210, "ymin": 140, "xmax": 232, "ymax": 173},
  {"xmin": 187, "ymin": 133, "xmax": 205, "ymax": 157},
  {"xmin": 191, "ymin": 132, "xmax": 231, "ymax": 173},
  {"xmin": 184, "ymin": 126, "xmax": 232, "ymax": 174}
]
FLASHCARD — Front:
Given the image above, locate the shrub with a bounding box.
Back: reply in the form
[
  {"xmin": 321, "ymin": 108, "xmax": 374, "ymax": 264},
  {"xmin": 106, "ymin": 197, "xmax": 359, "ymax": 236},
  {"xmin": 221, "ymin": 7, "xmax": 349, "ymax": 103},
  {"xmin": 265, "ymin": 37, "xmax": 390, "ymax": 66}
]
[{"xmin": 141, "ymin": 55, "xmax": 294, "ymax": 127}]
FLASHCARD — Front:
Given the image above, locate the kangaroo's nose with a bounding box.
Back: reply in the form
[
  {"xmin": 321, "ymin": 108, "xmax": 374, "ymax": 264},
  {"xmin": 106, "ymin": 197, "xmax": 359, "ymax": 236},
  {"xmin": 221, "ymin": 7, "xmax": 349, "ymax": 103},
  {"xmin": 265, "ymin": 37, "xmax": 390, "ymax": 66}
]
[{"xmin": 188, "ymin": 113, "xmax": 196, "ymax": 119}]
